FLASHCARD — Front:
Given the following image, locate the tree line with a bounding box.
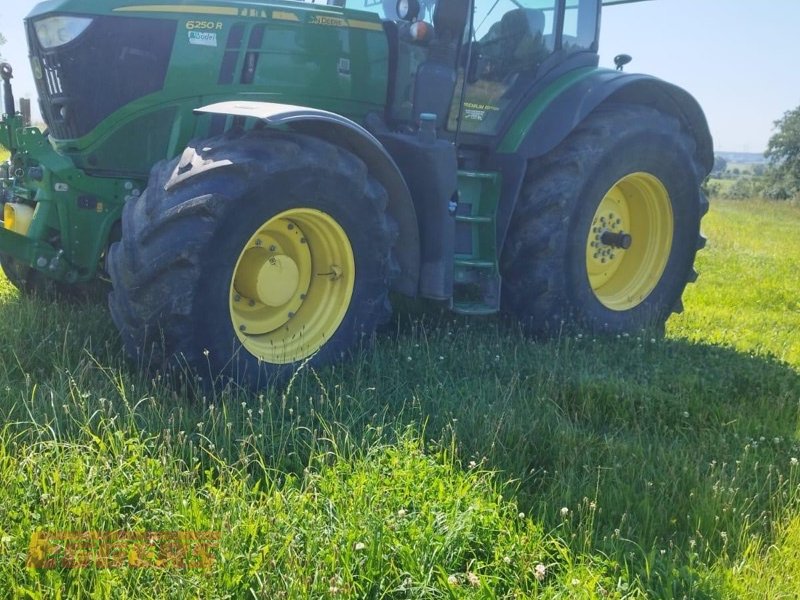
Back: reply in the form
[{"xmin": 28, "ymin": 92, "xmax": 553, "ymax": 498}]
[{"xmin": 705, "ymin": 105, "xmax": 799, "ymax": 201}]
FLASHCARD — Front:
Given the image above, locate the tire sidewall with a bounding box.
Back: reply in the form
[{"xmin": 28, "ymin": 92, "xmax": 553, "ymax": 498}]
[
  {"xmin": 194, "ymin": 165, "xmax": 389, "ymax": 387},
  {"xmin": 565, "ymin": 129, "xmax": 701, "ymax": 332}
]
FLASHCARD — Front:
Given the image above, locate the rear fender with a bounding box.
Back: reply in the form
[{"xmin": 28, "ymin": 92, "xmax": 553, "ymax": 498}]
[
  {"xmin": 501, "ymin": 70, "xmax": 713, "ymax": 170},
  {"xmin": 194, "ymin": 101, "xmax": 419, "ymax": 296}
]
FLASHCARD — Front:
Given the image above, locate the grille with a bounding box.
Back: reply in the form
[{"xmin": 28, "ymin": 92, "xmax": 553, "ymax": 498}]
[{"xmin": 26, "ymin": 15, "xmax": 176, "ymax": 140}]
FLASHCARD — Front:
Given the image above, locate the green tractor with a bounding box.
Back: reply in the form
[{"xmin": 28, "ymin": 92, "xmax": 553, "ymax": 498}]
[{"xmin": 0, "ymin": 0, "xmax": 711, "ymax": 387}]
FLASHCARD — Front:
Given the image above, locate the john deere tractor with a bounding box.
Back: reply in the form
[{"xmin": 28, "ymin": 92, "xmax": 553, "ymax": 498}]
[{"xmin": 0, "ymin": 0, "xmax": 711, "ymax": 387}]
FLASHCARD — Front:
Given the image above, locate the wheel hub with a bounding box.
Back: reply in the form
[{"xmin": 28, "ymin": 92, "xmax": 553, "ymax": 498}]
[{"xmin": 236, "ymin": 251, "xmax": 300, "ymax": 307}]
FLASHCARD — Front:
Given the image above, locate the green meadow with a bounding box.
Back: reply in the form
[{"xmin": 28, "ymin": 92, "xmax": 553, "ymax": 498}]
[{"xmin": 0, "ymin": 167, "xmax": 799, "ymax": 597}]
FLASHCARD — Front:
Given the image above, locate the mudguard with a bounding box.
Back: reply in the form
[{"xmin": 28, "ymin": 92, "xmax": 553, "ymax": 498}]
[
  {"xmin": 194, "ymin": 101, "xmax": 420, "ymax": 296},
  {"xmin": 499, "ymin": 69, "xmax": 713, "ymax": 171}
]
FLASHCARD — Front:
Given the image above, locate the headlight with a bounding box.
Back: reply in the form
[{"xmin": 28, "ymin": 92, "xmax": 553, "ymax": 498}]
[{"xmin": 33, "ymin": 16, "xmax": 93, "ymax": 49}]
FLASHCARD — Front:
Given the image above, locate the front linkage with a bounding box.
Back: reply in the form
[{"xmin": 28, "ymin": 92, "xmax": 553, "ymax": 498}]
[{"xmin": 1, "ymin": 62, "xmax": 133, "ymax": 287}]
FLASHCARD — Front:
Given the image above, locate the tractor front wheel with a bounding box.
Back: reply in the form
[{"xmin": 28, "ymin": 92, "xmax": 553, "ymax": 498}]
[
  {"xmin": 501, "ymin": 104, "xmax": 708, "ymax": 335},
  {"xmin": 107, "ymin": 130, "xmax": 397, "ymax": 388}
]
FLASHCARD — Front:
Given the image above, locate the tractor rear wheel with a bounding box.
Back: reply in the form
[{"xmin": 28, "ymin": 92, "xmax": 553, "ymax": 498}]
[
  {"xmin": 501, "ymin": 104, "xmax": 708, "ymax": 335},
  {"xmin": 107, "ymin": 130, "xmax": 397, "ymax": 388}
]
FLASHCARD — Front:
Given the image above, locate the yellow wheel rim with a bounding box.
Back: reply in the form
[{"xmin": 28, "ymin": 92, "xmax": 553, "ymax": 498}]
[
  {"xmin": 585, "ymin": 172, "xmax": 673, "ymax": 311},
  {"xmin": 230, "ymin": 208, "xmax": 355, "ymax": 364}
]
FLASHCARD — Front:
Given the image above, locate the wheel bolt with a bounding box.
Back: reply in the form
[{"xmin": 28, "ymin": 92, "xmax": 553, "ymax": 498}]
[
  {"xmin": 234, "ymin": 294, "xmax": 241, "ymax": 302},
  {"xmin": 287, "ymin": 223, "xmax": 295, "ymax": 230},
  {"xmin": 249, "ymin": 299, "xmax": 255, "ymax": 307},
  {"xmin": 255, "ymin": 239, "xmax": 262, "ymax": 246},
  {"xmin": 269, "ymin": 245, "xmax": 277, "ymax": 252},
  {"xmin": 288, "ymin": 311, "xmax": 295, "ymax": 318},
  {"xmin": 239, "ymin": 325, "xmax": 246, "ymax": 331}
]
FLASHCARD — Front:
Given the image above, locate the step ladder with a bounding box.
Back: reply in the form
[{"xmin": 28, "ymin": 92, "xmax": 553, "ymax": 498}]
[{"xmin": 451, "ymin": 170, "xmax": 502, "ymax": 315}]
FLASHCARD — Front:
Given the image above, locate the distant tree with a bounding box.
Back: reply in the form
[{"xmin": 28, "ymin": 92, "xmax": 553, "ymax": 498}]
[
  {"xmin": 712, "ymin": 155, "xmax": 728, "ymax": 176},
  {"xmin": 722, "ymin": 177, "xmax": 754, "ymax": 200},
  {"xmin": 751, "ymin": 164, "xmax": 766, "ymax": 177},
  {"xmin": 765, "ymin": 105, "xmax": 800, "ymax": 199},
  {"xmin": 701, "ymin": 179, "xmax": 721, "ymax": 198},
  {"xmin": 0, "ymin": 32, "xmax": 6, "ymax": 61}
]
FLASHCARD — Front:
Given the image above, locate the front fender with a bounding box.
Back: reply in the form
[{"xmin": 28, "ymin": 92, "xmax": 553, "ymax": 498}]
[
  {"xmin": 194, "ymin": 101, "xmax": 419, "ymax": 296},
  {"xmin": 498, "ymin": 69, "xmax": 713, "ymax": 174}
]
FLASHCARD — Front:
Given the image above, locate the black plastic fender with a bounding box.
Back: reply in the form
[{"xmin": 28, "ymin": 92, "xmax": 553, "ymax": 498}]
[
  {"xmin": 509, "ymin": 70, "xmax": 713, "ymax": 170},
  {"xmin": 193, "ymin": 101, "xmax": 420, "ymax": 296}
]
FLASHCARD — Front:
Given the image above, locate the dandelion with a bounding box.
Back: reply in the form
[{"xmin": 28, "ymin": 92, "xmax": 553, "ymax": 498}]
[
  {"xmin": 503, "ymin": 556, "xmax": 512, "ymax": 565},
  {"xmin": 468, "ymin": 460, "xmax": 477, "ymax": 469},
  {"xmin": 406, "ymin": 356, "xmax": 412, "ymax": 362},
  {"xmin": 682, "ymin": 411, "xmax": 690, "ymax": 418},
  {"xmin": 791, "ymin": 457, "xmax": 798, "ymax": 466},
  {"xmin": 467, "ymin": 572, "xmax": 480, "ymax": 587},
  {"xmin": 518, "ymin": 512, "xmax": 525, "ymax": 519},
  {"xmin": 397, "ymin": 508, "xmax": 408, "ymax": 517},
  {"xmin": 534, "ymin": 563, "xmax": 546, "ymax": 581},
  {"xmin": 447, "ymin": 574, "xmax": 459, "ymax": 586},
  {"xmin": 571, "ymin": 578, "xmax": 580, "ymax": 586},
  {"xmin": 354, "ymin": 542, "xmax": 366, "ymax": 551},
  {"xmin": 560, "ymin": 506, "xmax": 570, "ymax": 518}
]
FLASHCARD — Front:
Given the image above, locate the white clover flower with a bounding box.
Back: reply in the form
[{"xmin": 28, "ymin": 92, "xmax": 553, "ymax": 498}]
[
  {"xmin": 467, "ymin": 572, "xmax": 480, "ymax": 587},
  {"xmin": 791, "ymin": 457, "xmax": 798, "ymax": 466},
  {"xmin": 447, "ymin": 574, "xmax": 459, "ymax": 586},
  {"xmin": 354, "ymin": 541, "xmax": 366, "ymax": 551},
  {"xmin": 560, "ymin": 507, "xmax": 570, "ymax": 518},
  {"xmin": 534, "ymin": 563, "xmax": 546, "ymax": 581}
]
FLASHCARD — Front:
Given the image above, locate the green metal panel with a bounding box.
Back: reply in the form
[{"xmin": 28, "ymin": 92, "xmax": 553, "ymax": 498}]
[{"xmin": 30, "ymin": 0, "xmax": 389, "ymax": 176}]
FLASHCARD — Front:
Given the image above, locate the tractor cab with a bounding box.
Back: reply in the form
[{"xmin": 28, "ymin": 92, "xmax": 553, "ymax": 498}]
[{"xmin": 360, "ymin": 0, "xmax": 600, "ymax": 138}]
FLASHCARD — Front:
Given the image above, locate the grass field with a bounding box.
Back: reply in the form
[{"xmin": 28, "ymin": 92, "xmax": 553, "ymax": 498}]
[{"xmin": 0, "ymin": 190, "xmax": 798, "ymax": 597}]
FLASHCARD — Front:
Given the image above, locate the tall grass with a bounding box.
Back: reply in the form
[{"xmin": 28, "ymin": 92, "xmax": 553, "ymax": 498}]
[{"xmin": 0, "ymin": 197, "xmax": 798, "ymax": 598}]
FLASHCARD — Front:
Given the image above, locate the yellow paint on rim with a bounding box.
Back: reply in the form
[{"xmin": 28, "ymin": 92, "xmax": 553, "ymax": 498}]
[
  {"xmin": 585, "ymin": 172, "xmax": 673, "ymax": 311},
  {"xmin": 230, "ymin": 208, "xmax": 355, "ymax": 364}
]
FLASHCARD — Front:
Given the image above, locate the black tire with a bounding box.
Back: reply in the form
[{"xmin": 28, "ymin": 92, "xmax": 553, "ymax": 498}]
[
  {"xmin": 107, "ymin": 129, "xmax": 397, "ymax": 388},
  {"xmin": 501, "ymin": 103, "xmax": 709, "ymax": 335}
]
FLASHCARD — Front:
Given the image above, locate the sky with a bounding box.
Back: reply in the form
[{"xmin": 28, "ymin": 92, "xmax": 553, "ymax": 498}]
[{"xmin": 1, "ymin": 0, "xmax": 799, "ymax": 153}]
